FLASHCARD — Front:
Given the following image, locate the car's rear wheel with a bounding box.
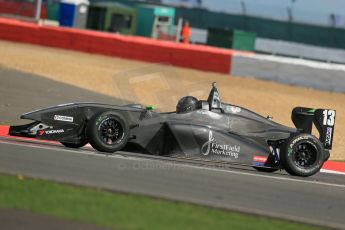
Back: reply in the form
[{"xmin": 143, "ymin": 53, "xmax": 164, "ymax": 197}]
[
  {"xmin": 86, "ymin": 111, "xmax": 129, "ymax": 153},
  {"xmin": 281, "ymin": 134, "xmax": 324, "ymax": 177}
]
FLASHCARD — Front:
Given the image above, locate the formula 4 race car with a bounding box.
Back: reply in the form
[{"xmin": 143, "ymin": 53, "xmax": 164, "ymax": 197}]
[{"xmin": 9, "ymin": 83, "xmax": 336, "ymax": 177}]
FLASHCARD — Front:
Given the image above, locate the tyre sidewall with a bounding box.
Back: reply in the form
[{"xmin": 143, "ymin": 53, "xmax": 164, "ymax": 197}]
[
  {"xmin": 282, "ymin": 134, "xmax": 324, "ymax": 177},
  {"xmin": 87, "ymin": 111, "xmax": 129, "ymax": 153}
]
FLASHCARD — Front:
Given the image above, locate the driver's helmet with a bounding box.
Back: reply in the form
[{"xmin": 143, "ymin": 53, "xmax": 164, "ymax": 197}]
[{"xmin": 176, "ymin": 96, "xmax": 198, "ymax": 114}]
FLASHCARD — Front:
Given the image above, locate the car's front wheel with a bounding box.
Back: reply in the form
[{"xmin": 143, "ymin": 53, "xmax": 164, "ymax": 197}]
[
  {"xmin": 281, "ymin": 134, "xmax": 324, "ymax": 177},
  {"xmin": 86, "ymin": 111, "xmax": 129, "ymax": 153}
]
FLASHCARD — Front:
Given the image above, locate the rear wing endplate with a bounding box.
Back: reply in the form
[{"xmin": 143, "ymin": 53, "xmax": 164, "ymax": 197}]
[{"xmin": 292, "ymin": 107, "xmax": 336, "ymax": 150}]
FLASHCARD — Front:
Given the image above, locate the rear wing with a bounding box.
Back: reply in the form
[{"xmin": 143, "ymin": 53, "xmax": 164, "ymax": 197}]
[{"xmin": 292, "ymin": 107, "xmax": 336, "ymax": 150}]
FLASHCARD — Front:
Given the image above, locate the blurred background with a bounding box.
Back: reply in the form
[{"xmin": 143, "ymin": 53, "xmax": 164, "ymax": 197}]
[{"xmin": 2, "ymin": 0, "xmax": 345, "ymax": 63}]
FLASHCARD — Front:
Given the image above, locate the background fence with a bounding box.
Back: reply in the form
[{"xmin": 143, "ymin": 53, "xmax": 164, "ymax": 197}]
[
  {"xmin": 0, "ymin": 0, "xmax": 46, "ymax": 21},
  {"xmin": 92, "ymin": 0, "xmax": 345, "ymax": 50}
]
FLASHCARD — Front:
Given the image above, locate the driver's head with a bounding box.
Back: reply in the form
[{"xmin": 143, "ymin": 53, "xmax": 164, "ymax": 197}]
[{"xmin": 176, "ymin": 96, "xmax": 198, "ymax": 114}]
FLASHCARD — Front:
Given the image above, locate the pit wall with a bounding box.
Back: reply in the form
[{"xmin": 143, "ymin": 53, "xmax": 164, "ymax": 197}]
[{"xmin": 0, "ymin": 18, "xmax": 233, "ymax": 74}]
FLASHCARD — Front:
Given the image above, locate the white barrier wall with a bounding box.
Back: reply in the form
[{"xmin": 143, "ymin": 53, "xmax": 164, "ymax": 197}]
[
  {"xmin": 256, "ymin": 38, "xmax": 345, "ymax": 64},
  {"xmin": 231, "ymin": 54, "xmax": 345, "ymax": 93}
]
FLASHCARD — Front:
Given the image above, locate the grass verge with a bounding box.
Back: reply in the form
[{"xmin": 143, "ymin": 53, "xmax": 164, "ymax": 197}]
[{"xmin": 0, "ymin": 174, "xmax": 323, "ymax": 230}]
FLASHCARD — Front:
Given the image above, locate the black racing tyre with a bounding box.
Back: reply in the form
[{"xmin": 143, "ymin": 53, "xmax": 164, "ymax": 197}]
[
  {"xmin": 60, "ymin": 138, "xmax": 88, "ymax": 148},
  {"xmin": 253, "ymin": 167, "xmax": 279, "ymax": 173},
  {"xmin": 86, "ymin": 111, "xmax": 129, "ymax": 153},
  {"xmin": 281, "ymin": 134, "xmax": 324, "ymax": 177}
]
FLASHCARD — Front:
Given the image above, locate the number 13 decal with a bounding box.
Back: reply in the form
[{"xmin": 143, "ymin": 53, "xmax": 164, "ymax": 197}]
[{"xmin": 323, "ymin": 110, "xmax": 335, "ymax": 126}]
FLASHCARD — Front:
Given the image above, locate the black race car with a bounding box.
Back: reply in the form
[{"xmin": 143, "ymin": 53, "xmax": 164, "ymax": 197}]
[{"xmin": 9, "ymin": 83, "xmax": 336, "ymax": 177}]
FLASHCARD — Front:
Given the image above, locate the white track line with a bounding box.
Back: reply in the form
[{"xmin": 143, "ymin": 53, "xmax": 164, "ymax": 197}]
[
  {"xmin": 235, "ymin": 52, "xmax": 345, "ymax": 72},
  {"xmin": 320, "ymin": 169, "xmax": 345, "ymax": 176},
  {"xmin": 184, "ymin": 163, "xmax": 345, "ymax": 189}
]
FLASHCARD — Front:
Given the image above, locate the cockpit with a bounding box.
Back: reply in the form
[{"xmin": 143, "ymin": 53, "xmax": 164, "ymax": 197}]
[{"xmin": 176, "ymin": 82, "xmax": 223, "ymax": 114}]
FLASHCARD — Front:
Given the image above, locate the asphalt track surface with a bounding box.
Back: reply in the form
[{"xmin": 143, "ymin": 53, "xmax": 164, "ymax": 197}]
[
  {"xmin": 1, "ymin": 139, "xmax": 345, "ymax": 229},
  {"xmin": 1, "ymin": 68, "xmax": 345, "ymax": 229},
  {"xmin": 0, "ymin": 67, "xmax": 128, "ymax": 124}
]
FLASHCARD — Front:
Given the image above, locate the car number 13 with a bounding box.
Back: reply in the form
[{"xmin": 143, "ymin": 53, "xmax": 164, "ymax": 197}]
[{"xmin": 323, "ymin": 110, "xmax": 335, "ymax": 126}]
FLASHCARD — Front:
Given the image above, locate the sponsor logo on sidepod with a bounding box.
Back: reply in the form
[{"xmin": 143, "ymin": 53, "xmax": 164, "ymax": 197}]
[
  {"xmin": 253, "ymin": 156, "xmax": 267, "ymax": 162},
  {"xmin": 225, "ymin": 105, "xmax": 241, "ymax": 114},
  {"xmin": 201, "ymin": 131, "xmax": 240, "ymax": 159},
  {"xmin": 253, "ymin": 155, "xmax": 267, "ymax": 166},
  {"xmin": 39, "ymin": 129, "xmax": 64, "ymax": 135},
  {"xmin": 38, "ymin": 130, "xmax": 45, "ymax": 136},
  {"xmin": 54, "ymin": 115, "xmax": 74, "ymax": 122}
]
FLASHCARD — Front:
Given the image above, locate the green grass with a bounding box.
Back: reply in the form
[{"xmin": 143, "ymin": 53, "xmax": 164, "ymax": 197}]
[{"xmin": 0, "ymin": 174, "xmax": 323, "ymax": 230}]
